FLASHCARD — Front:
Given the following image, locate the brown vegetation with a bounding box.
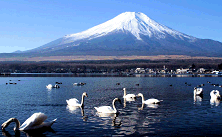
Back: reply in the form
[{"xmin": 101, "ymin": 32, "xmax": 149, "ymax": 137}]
[
  {"xmin": 0, "ymin": 55, "xmax": 222, "ymax": 73},
  {"xmin": 1, "ymin": 55, "xmax": 222, "ymax": 62}
]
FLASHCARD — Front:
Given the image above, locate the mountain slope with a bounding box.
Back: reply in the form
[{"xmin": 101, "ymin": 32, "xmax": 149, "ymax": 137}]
[{"xmin": 25, "ymin": 12, "xmax": 222, "ymax": 57}]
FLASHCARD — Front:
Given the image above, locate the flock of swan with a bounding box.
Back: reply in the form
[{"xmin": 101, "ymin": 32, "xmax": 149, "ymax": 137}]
[
  {"xmin": 2, "ymin": 82, "xmax": 221, "ymax": 134},
  {"xmin": 194, "ymin": 86, "xmax": 221, "ymax": 106},
  {"xmin": 66, "ymin": 88, "xmax": 162, "ymax": 114},
  {"xmin": 1, "ymin": 87, "xmax": 161, "ymax": 133}
]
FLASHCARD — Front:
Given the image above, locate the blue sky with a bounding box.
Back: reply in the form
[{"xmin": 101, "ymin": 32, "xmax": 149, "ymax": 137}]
[{"xmin": 0, "ymin": 0, "xmax": 221, "ymax": 53}]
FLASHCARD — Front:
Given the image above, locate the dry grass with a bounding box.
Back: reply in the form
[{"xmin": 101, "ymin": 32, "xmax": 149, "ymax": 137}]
[{"xmin": 1, "ymin": 55, "xmax": 222, "ymax": 62}]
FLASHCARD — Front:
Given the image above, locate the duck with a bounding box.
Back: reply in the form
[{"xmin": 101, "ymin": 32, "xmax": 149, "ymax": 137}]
[
  {"xmin": 194, "ymin": 87, "xmax": 203, "ymax": 96},
  {"xmin": 53, "ymin": 84, "xmax": 60, "ymax": 88},
  {"xmin": 66, "ymin": 92, "xmax": 88, "ymax": 108},
  {"xmin": 1, "ymin": 112, "xmax": 56, "ymax": 131},
  {"xmin": 123, "ymin": 88, "xmax": 136, "ymax": 100},
  {"xmin": 73, "ymin": 82, "xmax": 86, "ymax": 86},
  {"xmin": 94, "ymin": 98, "xmax": 121, "ymax": 114},
  {"xmin": 137, "ymin": 93, "xmax": 162, "ymax": 104}
]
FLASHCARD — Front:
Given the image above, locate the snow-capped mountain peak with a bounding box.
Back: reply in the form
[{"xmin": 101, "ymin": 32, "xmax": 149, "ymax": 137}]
[
  {"xmin": 24, "ymin": 12, "xmax": 222, "ymax": 57},
  {"xmin": 64, "ymin": 12, "xmax": 195, "ymax": 43}
]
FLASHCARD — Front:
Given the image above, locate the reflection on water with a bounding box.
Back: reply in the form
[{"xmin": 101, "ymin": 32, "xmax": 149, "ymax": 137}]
[
  {"xmin": 2, "ymin": 127, "xmax": 56, "ymax": 137},
  {"xmin": 138, "ymin": 103, "xmax": 160, "ymax": 109},
  {"xmin": 1, "ymin": 77, "xmax": 222, "ymax": 136},
  {"xmin": 194, "ymin": 95, "xmax": 203, "ymax": 105},
  {"xmin": 66, "ymin": 105, "xmax": 85, "ymax": 116},
  {"xmin": 210, "ymin": 98, "xmax": 220, "ymax": 106},
  {"xmin": 123, "ymin": 98, "xmax": 136, "ymax": 108}
]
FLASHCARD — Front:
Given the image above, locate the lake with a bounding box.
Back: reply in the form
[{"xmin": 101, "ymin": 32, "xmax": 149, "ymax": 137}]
[{"xmin": 0, "ymin": 76, "xmax": 222, "ymax": 136}]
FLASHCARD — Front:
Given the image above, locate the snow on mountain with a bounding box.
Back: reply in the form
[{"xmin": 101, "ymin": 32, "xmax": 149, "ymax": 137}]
[{"xmin": 63, "ymin": 12, "xmax": 196, "ymax": 44}]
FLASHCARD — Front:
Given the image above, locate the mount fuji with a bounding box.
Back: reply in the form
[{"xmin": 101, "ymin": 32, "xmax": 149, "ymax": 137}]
[{"xmin": 25, "ymin": 12, "xmax": 222, "ymax": 56}]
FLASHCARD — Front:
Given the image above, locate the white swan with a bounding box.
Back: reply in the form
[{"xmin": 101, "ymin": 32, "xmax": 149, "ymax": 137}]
[
  {"xmin": 46, "ymin": 84, "xmax": 53, "ymax": 89},
  {"xmin": 137, "ymin": 93, "xmax": 162, "ymax": 104},
  {"xmin": 46, "ymin": 84, "xmax": 59, "ymax": 89},
  {"xmin": 66, "ymin": 92, "xmax": 88, "ymax": 107},
  {"xmin": 94, "ymin": 98, "xmax": 121, "ymax": 114},
  {"xmin": 1, "ymin": 112, "xmax": 56, "ymax": 131},
  {"xmin": 210, "ymin": 90, "xmax": 221, "ymax": 100},
  {"xmin": 210, "ymin": 90, "xmax": 221, "ymax": 106},
  {"xmin": 194, "ymin": 87, "xmax": 203, "ymax": 96},
  {"xmin": 138, "ymin": 103, "xmax": 159, "ymax": 110},
  {"xmin": 123, "ymin": 88, "xmax": 136, "ymax": 100}
]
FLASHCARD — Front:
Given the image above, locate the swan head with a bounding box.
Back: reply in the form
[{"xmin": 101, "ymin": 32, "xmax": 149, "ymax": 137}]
[
  {"xmin": 211, "ymin": 90, "xmax": 221, "ymax": 99},
  {"xmin": 83, "ymin": 92, "xmax": 88, "ymax": 97},
  {"xmin": 137, "ymin": 93, "xmax": 143, "ymax": 97},
  {"xmin": 123, "ymin": 88, "xmax": 126, "ymax": 91},
  {"xmin": 113, "ymin": 98, "xmax": 122, "ymax": 104},
  {"xmin": 1, "ymin": 118, "xmax": 20, "ymax": 131}
]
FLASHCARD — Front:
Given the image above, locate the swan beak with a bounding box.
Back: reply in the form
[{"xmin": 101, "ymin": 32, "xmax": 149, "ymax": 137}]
[
  {"xmin": 218, "ymin": 95, "xmax": 221, "ymax": 100},
  {"xmin": 136, "ymin": 95, "xmax": 140, "ymax": 98},
  {"xmin": 1, "ymin": 121, "xmax": 8, "ymax": 131},
  {"xmin": 85, "ymin": 93, "xmax": 88, "ymax": 97}
]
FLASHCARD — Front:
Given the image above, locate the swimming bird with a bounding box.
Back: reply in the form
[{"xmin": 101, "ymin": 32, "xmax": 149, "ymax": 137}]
[
  {"xmin": 194, "ymin": 87, "xmax": 203, "ymax": 96},
  {"xmin": 210, "ymin": 90, "xmax": 221, "ymax": 100},
  {"xmin": 1, "ymin": 112, "xmax": 56, "ymax": 131},
  {"xmin": 94, "ymin": 98, "xmax": 122, "ymax": 114},
  {"xmin": 123, "ymin": 88, "xmax": 136, "ymax": 100},
  {"xmin": 210, "ymin": 90, "xmax": 221, "ymax": 106},
  {"xmin": 53, "ymin": 84, "xmax": 60, "ymax": 88},
  {"xmin": 137, "ymin": 93, "xmax": 162, "ymax": 104},
  {"xmin": 73, "ymin": 82, "xmax": 86, "ymax": 86},
  {"xmin": 66, "ymin": 92, "xmax": 88, "ymax": 107},
  {"xmin": 46, "ymin": 84, "xmax": 53, "ymax": 89}
]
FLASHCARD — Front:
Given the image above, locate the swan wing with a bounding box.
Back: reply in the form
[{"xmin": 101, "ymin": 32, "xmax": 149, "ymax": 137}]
[
  {"xmin": 144, "ymin": 98, "xmax": 161, "ymax": 104},
  {"xmin": 124, "ymin": 94, "xmax": 136, "ymax": 98},
  {"xmin": 196, "ymin": 88, "xmax": 203, "ymax": 95},
  {"xmin": 20, "ymin": 112, "xmax": 47, "ymax": 130},
  {"xmin": 94, "ymin": 106, "xmax": 115, "ymax": 113},
  {"xmin": 124, "ymin": 96, "xmax": 136, "ymax": 101},
  {"xmin": 66, "ymin": 98, "xmax": 80, "ymax": 107}
]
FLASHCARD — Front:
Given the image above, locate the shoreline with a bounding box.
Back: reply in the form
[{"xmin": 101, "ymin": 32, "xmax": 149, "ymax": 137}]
[{"xmin": 1, "ymin": 73, "xmax": 222, "ymax": 77}]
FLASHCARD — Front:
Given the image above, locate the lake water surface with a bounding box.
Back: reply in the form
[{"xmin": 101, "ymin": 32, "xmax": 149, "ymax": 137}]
[{"xmin": 1, "ymin": 76, "xmax": 222, "ymax": 136}]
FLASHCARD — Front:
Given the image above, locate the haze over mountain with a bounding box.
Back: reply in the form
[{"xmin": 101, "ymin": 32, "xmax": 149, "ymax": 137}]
[{"xmin": 24, "ymin": 12, "xmax": 222, "ymax": 57}]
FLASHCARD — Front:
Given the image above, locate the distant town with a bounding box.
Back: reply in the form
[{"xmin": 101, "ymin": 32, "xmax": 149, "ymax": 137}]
[{"xmin": 1, "ymin": 59, "xmax": 222, "ymax": 76}]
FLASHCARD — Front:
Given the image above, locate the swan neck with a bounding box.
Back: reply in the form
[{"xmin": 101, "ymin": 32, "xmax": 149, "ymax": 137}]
[
  {"xmin": 124, "ymin": 89, "xmax": 126, "ymax": 96},
  {"xmin": 139, "ymin": 103, "xmax": 145, "ymax": 110},
  {"xmin": 1, "ymin": 118, "xmax": 20, "ymax": 131},
  {"xmin": 141, "ymin": 94, "xmax": 145, "ymax": 102},
  {"xmin": 81, "ymin": 94, "xmax": 85, "ymax": 107},
  {"xmin": 112, "ymin": 99, "xmax": 117, "ymax": 113}
]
